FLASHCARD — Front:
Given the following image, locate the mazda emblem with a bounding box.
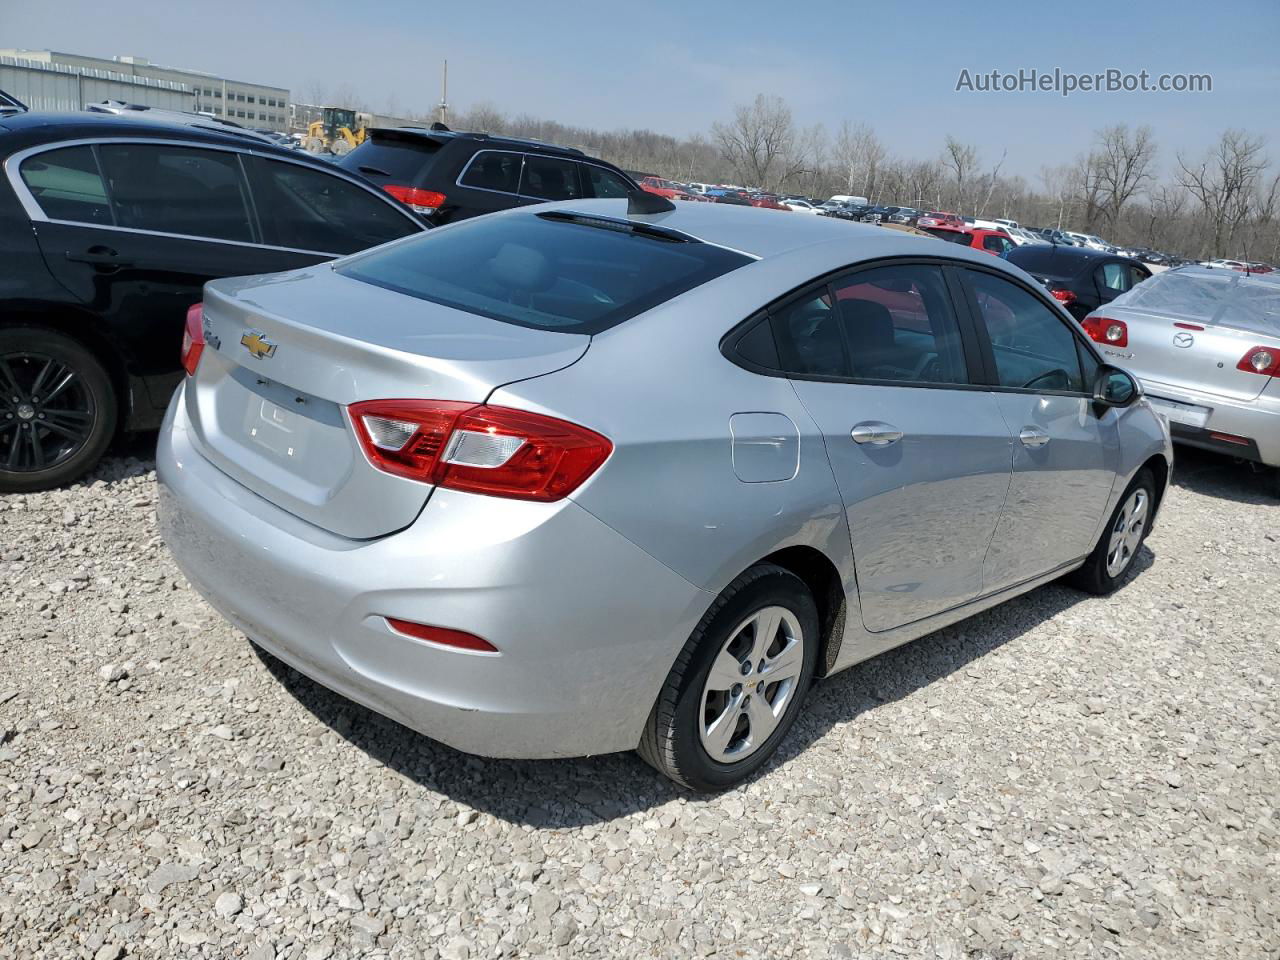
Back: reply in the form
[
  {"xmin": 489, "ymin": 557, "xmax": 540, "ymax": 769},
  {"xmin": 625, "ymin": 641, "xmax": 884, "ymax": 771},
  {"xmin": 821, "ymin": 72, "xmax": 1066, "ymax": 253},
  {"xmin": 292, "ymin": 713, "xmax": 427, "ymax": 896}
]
[{"xmin": 1172, "ymin": 332, "xmax": 1194, "ymax": 348}]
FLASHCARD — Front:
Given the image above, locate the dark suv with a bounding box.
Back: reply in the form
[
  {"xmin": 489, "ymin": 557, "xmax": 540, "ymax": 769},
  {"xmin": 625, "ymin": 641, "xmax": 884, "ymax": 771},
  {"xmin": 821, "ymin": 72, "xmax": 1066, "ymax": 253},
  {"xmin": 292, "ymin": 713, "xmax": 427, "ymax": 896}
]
[
  {"xmin": 0, "ymin": 111, "xmax": 427, "ymax": 492},
  {"xmin": 338, "ymin": 126, "xmax": 639, "ymax": 225}
]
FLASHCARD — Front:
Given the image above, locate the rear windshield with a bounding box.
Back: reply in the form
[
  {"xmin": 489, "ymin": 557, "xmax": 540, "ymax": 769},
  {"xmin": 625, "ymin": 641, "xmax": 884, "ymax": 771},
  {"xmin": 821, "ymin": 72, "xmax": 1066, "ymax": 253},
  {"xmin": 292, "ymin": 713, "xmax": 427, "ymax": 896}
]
[
  {"xmin": 339, "ymin": 134, "xmax": 442, "ymax": 185},
  {"xmin": 1005, "ymin": 246, "xmax": 1083, "ymax": 278},
  {"xmin": 925, "ymin": 228, "xmax": 971, "ymax": 245},
  {"xmin": 1125, "ymin": 270, "xmax": 1280, "ymax": 333},
  {"xmin": 337, "ymin": 211, "xmax": 752, "ymax": 334}
]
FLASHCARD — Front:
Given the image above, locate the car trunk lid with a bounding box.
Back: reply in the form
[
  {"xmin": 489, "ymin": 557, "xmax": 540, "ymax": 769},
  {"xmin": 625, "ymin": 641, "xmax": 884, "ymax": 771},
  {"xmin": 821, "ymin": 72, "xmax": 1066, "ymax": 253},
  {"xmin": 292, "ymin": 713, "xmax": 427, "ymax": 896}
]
[{"xmin": 183, "ymin": 265, "xmax": 588, "ymax": 539}]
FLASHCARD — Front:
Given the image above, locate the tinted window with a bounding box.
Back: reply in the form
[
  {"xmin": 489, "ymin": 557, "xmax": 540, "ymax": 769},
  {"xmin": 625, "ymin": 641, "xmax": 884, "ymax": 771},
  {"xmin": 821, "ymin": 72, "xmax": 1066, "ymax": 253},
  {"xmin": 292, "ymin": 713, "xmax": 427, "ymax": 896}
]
[
  {"xmin": 247, "ymin": 158, "xmax": 418, "ymax": 254},
  {"xmin": 983, "ymin": 234, "xmax": 1013, "ymax": 254},
  {"xmin": 770, "ymin": 264, "xmax": 969, "ymax": 384},
  {"xmin": 97, "ymin": 144, "xmax": 253, "ymax": 242},
  {"xmin": 19, "ymin": 146, "xmax": 111, "ymax": 224},
  {"xmin": 519, "ymin": 154, "xmax": 582, "ymax": 201},
  {"xmin": 458, "ymin": 150, "xmax": 522, "ymax": 194},
  {"xmin": 584, "ymin": 165, "xmax": 633, "ymax": 199},
  {"xmin": 1006, "ymin": 246, "xmax": 1086, "ymax": 279},
  {"xmin": 926, "ymin": 228, "xmax": 972, "ymax": 245},
  {"xmin": 966, "ymin": 270, "xmax": 1086, "ymax": 392},
  {"xmin": 339, "ymin": 135, "xmax": 442, "ymax": 184},
  {"xmin": 337, "ymin": 211, "xmax": 750, "ymax": 334}
]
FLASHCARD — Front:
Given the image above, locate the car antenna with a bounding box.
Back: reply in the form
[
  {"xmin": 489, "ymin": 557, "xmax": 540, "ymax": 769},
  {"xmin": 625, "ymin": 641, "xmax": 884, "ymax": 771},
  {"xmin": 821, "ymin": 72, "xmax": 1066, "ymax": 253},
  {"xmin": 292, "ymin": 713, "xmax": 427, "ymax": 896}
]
[
  {"xmin": 628, "ymin": 190, "xmax": 676, "ymax": 215},
  {"xmin": 430, "ymin": 121, "xmax": 450, "ymax": 131}
]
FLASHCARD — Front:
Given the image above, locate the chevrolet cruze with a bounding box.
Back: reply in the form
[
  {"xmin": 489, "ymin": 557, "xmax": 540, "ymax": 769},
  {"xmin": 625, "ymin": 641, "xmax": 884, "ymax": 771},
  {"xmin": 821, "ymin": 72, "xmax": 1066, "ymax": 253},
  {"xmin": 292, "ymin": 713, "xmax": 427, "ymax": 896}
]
[{"xmin": 158, "ymin": 197, "xmax": 1172, "ymax": 790}]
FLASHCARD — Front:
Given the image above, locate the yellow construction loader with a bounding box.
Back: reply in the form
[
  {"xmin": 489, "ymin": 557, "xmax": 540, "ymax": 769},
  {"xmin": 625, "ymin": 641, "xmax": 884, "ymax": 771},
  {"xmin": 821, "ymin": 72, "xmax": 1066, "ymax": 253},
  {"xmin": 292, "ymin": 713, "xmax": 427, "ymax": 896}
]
[{"xmin": 304, "ymin": 107, "xmax": 366, "ymax": 156}]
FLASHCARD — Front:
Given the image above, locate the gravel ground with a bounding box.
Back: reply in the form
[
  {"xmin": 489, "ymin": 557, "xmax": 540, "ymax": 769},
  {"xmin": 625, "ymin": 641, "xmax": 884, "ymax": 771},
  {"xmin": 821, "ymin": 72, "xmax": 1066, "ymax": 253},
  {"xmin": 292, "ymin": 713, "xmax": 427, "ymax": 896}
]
[{"xmin": 1, "ymin": 442, "xmax": 1277, "ymax": 960}]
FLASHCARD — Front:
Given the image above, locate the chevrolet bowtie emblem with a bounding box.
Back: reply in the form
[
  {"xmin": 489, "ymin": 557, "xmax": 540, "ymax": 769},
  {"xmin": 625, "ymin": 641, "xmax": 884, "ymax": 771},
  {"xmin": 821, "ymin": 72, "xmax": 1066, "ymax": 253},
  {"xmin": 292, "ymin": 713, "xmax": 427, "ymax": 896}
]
[{"xmin": 240, "ymin": 330, "xmax": 277, "ymax": 359}]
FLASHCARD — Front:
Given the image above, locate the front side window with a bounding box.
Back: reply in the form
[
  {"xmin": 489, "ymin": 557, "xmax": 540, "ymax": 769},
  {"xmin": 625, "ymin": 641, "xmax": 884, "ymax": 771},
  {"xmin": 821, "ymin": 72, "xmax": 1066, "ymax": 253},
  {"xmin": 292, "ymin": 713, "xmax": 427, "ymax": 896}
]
[
  {"xmin": 767, "ymin": 263, "xmax": 970, "ymax": 385},
  {"xmin": 519, "ymin": 154, "xmax": 581, "ymax": 201},
  {"xmin": 246, "ymin": 157, "xmax": 419, "ymax": 254},
  {"xmin": 965, "ymin": 269, "xmax": 1086, "ymax": 393},
  {"xmin": 97, "ymin": 143, "xmax": 254, "ymax": 242},
  {"xmin": 19, "ymin": 145, "xmax": 111, "ymax": 224},
  {"xmin": 337, "ymin": 211, "xmax": 750, "ymax": 334},
  {"xmin": 458, "ymin": 150, "xmax": 522, "ymax": 195},
  {"xmin": 584, "ymin": 165, "xmax": 633, "ymax": 198},
  {"xmin": 983, "ymin": 234, "xmax": 1013, "ymax": 255}
]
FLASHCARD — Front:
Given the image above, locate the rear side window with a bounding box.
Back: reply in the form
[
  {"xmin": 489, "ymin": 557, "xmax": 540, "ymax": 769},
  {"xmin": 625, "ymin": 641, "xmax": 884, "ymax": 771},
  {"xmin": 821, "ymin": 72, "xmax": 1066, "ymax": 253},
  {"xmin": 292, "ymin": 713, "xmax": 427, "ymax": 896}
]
[
  {"xmin": 1097, "ymin": 261, "xmax": 1133, "ymax": 294},
  {"xmin": 767, "ymin": 264, "xmax": 969, "ymax": 384},
  {"xmin": 584, "ymin": 165, "xmax": 633, "ymax": 198},
  {"xmin": 337, "ymin": 211, "xmax": 751, "ymax": 334},
  {"xmin": 246, "ymin": 157, "xmax": 419, "ymax": 254},
  {"xmin": 19, "ymin": 146, "xmax": 111, "ymax": 224},
  {"xmin": 519, "ymin": 154, "xmax": 582, "ymax": 201},
  {"xmin": 458, "ymin": 150, "xmax": 522, "ymax": 195},
  {"xmin": 97, "ymin": 143, "xmax": 254, "ymax": 243}
]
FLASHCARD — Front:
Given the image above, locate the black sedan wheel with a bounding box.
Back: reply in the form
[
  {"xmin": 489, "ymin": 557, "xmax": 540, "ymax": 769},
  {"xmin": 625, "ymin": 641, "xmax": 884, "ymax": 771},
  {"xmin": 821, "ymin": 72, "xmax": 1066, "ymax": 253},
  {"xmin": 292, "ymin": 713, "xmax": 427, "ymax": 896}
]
[{"xmin": 0, "ymin": 327, "xmax": 117, "ymax": 493}]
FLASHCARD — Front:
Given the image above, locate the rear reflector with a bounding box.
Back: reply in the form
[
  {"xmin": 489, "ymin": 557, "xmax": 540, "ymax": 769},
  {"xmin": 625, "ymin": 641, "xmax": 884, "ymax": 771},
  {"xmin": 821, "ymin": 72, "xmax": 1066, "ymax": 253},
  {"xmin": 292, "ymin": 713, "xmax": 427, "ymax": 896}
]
[
  {"xmin": 382, "ymin": 184, "xmax": 446, "ymax": 215},
  {"xmin": 181, "ymin": 303, "xmax": 205, "ymax": 376},
  {"xmin": 1208, "ymin": 431, "xmax": 1250, "ymax": 446},
  {"xmin": 1081, "ymin": 315, "xmax": 1128, "ymax": 347},
  {"xmin": 348, "ymin": 399, "xmax": 612, "ymax": 501},
  {"xmin": 1237, "ymin": 346, "xmax": 1280, "ymax": 376},
  {"xmin": 385, "ymin": 617, "xmax": 498, "ymax": 653}
]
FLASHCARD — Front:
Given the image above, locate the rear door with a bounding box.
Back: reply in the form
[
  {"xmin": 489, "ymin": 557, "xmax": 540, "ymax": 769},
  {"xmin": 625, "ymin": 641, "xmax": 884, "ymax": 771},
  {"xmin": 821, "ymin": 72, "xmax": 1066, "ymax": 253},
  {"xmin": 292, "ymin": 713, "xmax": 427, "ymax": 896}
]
[
  {"xmin": 777, "ymin": 261, "xmax": 1015, "ymax": 633},
  {"xmin": 958, "ymin": 267, "xmax": 1118, "ymax": 590},
  {"xmin": 453, "ymin": 149, "xmax": 532, "ymax": 220}
]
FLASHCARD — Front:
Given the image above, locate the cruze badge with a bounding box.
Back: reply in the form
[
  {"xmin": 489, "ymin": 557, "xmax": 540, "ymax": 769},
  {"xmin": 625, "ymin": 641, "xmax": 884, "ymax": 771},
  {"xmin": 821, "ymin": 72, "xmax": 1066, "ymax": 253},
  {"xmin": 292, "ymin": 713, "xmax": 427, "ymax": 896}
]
[
  {"xmin": 241, "ymin": 331, "xmax": 277, "ymax": 359},
  {"xmin": 1172, "ymin": 332, "xmax": 1194, "ymax": 348}
]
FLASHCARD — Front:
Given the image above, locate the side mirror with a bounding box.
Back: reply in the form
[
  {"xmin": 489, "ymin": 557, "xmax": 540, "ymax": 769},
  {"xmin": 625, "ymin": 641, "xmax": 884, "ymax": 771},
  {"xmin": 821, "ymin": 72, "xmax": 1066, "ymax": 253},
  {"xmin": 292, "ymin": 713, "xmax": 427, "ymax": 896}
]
[{"xmin": 1093, "ymin": 364, "xmax": 1141, "ymax": 408}]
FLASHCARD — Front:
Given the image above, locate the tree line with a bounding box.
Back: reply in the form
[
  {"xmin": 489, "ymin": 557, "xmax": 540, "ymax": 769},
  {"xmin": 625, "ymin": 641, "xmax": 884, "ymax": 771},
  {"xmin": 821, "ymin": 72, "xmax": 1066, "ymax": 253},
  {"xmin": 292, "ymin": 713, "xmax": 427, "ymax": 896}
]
[{"xmin": 331, "ymin": 85, "xmax": 1280, "ymax": 262}]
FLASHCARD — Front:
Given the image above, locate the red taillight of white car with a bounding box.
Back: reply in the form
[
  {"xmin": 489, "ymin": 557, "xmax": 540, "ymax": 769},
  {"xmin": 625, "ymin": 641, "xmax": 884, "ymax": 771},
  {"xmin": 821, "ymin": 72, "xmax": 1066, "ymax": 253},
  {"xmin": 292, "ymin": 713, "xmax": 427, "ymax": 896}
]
[
  {"xmin": 348, "ymin": 399, "xmax": 612, "ymax": 502},
  {"xmin": 1082, "ymin": 315, "xmax": 1128, "ymax": 347},
  {"xmin": 381, "ymin": 184, "xmax": 446, "ymax": 216},
  {"xmin": 181, "ymin": 303, "xmax": 205, "ymax": 376},
  {"xmin": 1237, "ymin": 346, "xmax": 1280, "ymax": 376}
]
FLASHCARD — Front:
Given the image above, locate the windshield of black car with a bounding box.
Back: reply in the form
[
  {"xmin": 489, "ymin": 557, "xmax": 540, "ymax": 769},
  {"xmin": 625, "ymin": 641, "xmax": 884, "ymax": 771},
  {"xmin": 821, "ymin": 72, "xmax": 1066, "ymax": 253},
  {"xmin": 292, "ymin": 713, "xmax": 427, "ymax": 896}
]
[{"xmin": 337, "ymin": 212, "xmax": 753, "ymax": 334}]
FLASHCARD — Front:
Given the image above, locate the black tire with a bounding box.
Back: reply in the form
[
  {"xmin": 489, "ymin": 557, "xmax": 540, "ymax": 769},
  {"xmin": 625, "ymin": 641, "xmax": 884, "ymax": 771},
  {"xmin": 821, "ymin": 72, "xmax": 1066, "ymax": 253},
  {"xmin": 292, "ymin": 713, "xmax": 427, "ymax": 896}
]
[
  {"xmin": 1069, "ymin": 468, "xmax": 1156, "ymax": 595},
  {"xmin": 0, "ymin": 327, "xmax": 117, "ymax": 493},
  {"xmin": 638, "ymin": 563, "xmax": 819, "ymax": 792}
]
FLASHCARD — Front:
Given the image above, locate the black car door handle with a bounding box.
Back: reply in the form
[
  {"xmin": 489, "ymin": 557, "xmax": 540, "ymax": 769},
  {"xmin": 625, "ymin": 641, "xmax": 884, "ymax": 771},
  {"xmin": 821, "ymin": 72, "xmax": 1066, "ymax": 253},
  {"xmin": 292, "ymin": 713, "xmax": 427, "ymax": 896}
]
[{"xmin": 65, "ymin": 246, "xmax": 133, "ymax": 269}]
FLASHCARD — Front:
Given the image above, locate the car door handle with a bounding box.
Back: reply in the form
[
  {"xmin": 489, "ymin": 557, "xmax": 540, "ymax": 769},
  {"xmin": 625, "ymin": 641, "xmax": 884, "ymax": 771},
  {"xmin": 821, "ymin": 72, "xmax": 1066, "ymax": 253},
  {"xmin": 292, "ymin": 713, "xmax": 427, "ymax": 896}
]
[
  {"xmin": 1019, "ymin": 427, "xmax": 1051, "ymax": 448},
  {"xmin": 851, "ymin": 422, "xmax": 904, "ymax": 446},
  {"xmin": 65, "ymin": 246, "xmax": 132, "ymax": 269}
]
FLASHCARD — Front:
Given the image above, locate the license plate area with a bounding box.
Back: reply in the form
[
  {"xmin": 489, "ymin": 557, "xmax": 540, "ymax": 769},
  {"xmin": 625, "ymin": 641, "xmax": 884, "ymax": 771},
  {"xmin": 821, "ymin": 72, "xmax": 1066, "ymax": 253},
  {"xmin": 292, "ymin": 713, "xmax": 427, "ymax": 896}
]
[
  {"xmin": 1148, "ymin": 395, "xmax": 1211, "ymax": 428},
  {"xmin": 245, "ymin": 397, "xmax": 306, "ymax": 459}
]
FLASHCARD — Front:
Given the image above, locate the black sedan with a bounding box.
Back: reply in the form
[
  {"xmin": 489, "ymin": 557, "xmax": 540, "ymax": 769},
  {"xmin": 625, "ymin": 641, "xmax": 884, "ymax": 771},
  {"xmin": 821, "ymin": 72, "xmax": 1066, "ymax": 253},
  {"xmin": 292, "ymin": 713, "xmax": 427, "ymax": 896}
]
[
  {"xmin": 1003, "ymin": 244, "xmax": 1151, "ymax": 321},
  {"xmin": 0, "ymin": 111, "xmax": 427, "ymax": 492}
]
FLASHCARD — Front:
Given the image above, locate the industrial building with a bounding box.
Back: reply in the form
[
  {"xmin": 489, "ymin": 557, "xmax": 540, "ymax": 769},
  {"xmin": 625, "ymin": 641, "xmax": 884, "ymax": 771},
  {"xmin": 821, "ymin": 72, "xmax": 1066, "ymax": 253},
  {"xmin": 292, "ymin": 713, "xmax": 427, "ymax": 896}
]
[{"xmin": 0, "ymin": 49, "xmax": 290, "ymax": 131}]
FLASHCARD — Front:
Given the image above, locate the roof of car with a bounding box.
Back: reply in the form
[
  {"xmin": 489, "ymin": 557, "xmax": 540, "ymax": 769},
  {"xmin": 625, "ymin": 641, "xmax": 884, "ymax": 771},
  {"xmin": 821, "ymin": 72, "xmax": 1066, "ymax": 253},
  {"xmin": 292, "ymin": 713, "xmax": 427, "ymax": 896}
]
[
  {"xmin": 368, "ymin": 126, "xmax": 586, "ymax": 156},
  {"xmin": 511, "ymin": 198, "xmax": 1023, "ymax": 267},
  {"xmin": 0, "ymin": 111, "xmax": 313, "ymax": 161}
]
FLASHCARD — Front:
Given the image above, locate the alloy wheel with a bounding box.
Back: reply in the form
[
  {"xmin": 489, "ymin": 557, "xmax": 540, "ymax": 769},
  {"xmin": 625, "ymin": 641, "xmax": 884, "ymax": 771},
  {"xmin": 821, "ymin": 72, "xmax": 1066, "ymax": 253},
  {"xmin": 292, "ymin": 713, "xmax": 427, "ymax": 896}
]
[
  {"xmin": 1105, "ymin": 488, "xmax": 1149, "ymax": 578},
  {"xmin": 0, "ymin": 352, "xmax": 97, "ymax": 473},
  {"xmin": 698, "ymin": 605, "xmax": 805, "ymax": 763}
]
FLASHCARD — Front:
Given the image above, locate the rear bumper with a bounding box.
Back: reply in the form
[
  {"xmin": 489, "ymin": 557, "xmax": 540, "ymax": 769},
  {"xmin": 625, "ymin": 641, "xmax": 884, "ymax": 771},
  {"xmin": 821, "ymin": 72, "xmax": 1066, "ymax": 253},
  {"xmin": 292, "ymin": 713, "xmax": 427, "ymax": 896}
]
[
  {"xmin": 157, "ymin": 386, "xmax": 711, "ymax": 759},
  {"xmin": 1141, "ymin": 378, "xmax": 1280, "ymax": 467}
]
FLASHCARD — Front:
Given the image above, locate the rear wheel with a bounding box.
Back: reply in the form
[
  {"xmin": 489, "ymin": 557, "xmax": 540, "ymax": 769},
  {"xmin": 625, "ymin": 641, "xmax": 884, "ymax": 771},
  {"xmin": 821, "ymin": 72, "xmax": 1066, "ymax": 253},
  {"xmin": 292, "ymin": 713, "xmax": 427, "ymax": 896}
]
[
  {"xmin": 639, "ymin": 563, "xmax": 818, "ymax": 791},
  {"xmin": 1069, "ymin": 468, "xmax": 1156, "ymax": 595},
  {"xmin": 0, "ymin": 327, "xmax": 117, "ymax": 493}
]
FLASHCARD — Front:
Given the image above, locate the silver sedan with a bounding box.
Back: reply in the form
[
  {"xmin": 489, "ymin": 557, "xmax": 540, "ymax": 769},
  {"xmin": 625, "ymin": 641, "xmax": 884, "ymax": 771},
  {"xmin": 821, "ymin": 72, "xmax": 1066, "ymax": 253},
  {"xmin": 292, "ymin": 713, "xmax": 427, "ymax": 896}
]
[
  {"xmin": 158, "ymin": 198, "xmax": 1172, "ymax": 790},
  {"xmin": 1079, "ymin": 265, "xmax": 1280, "ymax": 497}
]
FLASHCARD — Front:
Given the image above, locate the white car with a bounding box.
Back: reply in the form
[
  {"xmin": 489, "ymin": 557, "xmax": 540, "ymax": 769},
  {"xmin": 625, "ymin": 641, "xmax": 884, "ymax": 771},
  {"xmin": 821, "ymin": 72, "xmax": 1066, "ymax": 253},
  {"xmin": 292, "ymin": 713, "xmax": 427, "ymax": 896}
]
[
  {"xmin": 993, "ymin": 218, "xmax": 1020, "ymax": 229},
  {"xmin": 782, "ymin": 199, "xmax": 822, "ymax": 215}
]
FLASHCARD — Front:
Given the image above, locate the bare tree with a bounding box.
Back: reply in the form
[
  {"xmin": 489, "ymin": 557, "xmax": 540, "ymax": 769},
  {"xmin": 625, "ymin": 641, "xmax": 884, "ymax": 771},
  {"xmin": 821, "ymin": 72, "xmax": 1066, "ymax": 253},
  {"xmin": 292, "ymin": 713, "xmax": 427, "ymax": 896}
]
[
  {"xmin": 712, "ymin": 94, "xmax": 805, "ymax": 191},
  {"xmin": 1093, "ymin": 125, "xmax": 1157, "ymax": 233},
  {"xmin": 941, "ymin": 136, "xmax": 979, "ymax": 211},
  {"xmin": 976, "ymin": 148, "xmax": 1007, "ymax": 217},
  {"xmin": 1177, "ymin": 129, "xmax": 1271, "ymax": 257}
]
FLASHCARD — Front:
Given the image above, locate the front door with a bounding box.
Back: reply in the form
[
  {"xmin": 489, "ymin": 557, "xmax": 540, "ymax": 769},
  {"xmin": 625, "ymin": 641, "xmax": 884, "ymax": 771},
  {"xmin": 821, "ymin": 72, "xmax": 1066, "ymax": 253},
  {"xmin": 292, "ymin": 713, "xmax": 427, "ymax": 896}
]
[
  {"xmin": 772, "ymin": 262, "xmax": 1014, "ymax": 633},
  {"xmin": 958, "ymin": 267, "xmax": 1120, "ymax": 591}
]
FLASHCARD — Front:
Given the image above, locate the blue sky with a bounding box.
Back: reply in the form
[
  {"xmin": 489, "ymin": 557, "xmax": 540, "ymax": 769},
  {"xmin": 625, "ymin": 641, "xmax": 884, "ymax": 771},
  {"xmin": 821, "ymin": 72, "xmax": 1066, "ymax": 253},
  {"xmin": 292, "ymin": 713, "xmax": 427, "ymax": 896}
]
[{"xmin": 4, "ymin": 0, "xmax": 1277, "ymax": 181}]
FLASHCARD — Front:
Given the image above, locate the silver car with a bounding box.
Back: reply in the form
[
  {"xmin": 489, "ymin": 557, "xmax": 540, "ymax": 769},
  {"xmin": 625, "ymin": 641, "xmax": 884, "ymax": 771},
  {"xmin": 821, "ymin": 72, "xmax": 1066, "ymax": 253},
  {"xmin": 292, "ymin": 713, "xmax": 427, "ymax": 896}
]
[
  {"xmin": 158, "ymin": 199, "xmax": 1172, "ymax": 790},
  {"xmin": 1080, "ymin": 265, "xmax": 1280, "ymax": 497}
]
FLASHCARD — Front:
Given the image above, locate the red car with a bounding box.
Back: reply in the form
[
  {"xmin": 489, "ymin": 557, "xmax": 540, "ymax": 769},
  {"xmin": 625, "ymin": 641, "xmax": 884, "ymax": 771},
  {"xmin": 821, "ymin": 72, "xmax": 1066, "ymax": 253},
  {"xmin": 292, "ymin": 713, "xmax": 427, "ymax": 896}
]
[
  {"xmin": 747, "ymin": 193, "xmax": 791, "ymax": 212},
  {"xmin": 924, "ymin": 225, "xmax": 1015, "ymax": 256},
  {"xmin": 637, "ymin": 176, "xmax": 701, "ymax": 202},
  {"xmin": 916, "ymin": 210, "xmax": 964, "ymax": 229}
]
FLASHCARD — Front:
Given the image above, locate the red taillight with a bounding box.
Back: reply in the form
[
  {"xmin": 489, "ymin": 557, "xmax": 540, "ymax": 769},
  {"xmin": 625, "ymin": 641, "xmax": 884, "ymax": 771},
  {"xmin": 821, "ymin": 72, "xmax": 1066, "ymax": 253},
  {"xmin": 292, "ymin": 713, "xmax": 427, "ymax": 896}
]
[
  {"xmin": 181, "ymin": 303, "xmax": 205, "ymax": 376},
  {"xmin": 348, "ymin": 399, "xmax": 612, "ymax": 502},
  {"xmin": 1082, "ymin": 315, "xmax": 1128, "ymax": 347},
  {"xmin": 381, "ymin": 184, "xmax": 446, "ymax": 215},
  {"xmin": 1049, "ymin": 288, "xmax": 1077, "ymax": 305},
  {"xmin": 385, "ymin": 617, "xmax": 498, "ymax": 653},
  {"xmin": 1237, "ymin": 346, "xmax": 1280, "ymax": 376}
]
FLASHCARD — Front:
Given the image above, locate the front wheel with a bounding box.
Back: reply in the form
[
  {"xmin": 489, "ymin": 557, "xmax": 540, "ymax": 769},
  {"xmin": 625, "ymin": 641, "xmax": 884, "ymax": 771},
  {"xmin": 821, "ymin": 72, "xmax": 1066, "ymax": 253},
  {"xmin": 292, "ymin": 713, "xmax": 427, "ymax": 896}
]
[
  {"xmin": 1069, "ymin": 468, "xmax": 1156, "ymax": 595},
  {"xmin": 638, "ymin": 563, "xmax": 818, "ymax": 791}
]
